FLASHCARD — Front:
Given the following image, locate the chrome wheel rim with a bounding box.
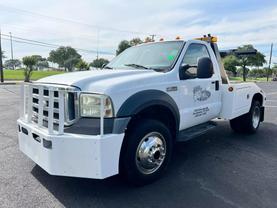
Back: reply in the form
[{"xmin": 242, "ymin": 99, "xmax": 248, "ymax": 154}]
[
  {"xmin": 252, "ymin": 106, "xmax": 260, "ymax": 129},
  {"xmin": 136, "ymin": 132, "xmax": 166, "ymax": 175}
]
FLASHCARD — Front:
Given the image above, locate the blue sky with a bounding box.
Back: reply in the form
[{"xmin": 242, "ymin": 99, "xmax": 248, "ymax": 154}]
[{"xmin": 0, "ymin": 0, "xmax": 276, "ymax": 64}]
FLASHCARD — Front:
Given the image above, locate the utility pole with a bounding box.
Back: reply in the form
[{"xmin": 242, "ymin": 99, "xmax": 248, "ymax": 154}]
[
  {"xmin": 267, "ymin": 43, "xmax": 273, "ymax": 82},
  {"xmin": 0, "ymin": 30, "xmax": 4, "ymax": 83},
  {"xmin": 96, "ymin": 29, "xmax": 99, "ymax": 60},
  {"xmin": 9, "ymin": 32, "xmax": 14, "ymax": 70},
  {"xmin": 150, "ymin": 34, "xmax": 156, "ymax": 42}
]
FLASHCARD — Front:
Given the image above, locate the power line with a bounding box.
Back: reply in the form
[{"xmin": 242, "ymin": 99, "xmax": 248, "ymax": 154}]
[
  {"xmin": 0, "ymin": 33, "xmax": 114, "ymax": 55},
  {"xmin": 1, "ymin": 22, "xmax": 105, "ymax": 44},
  {"xmin": 1, "ymin": 37, "xmax": 113, "ymax": 55},
  {"xmin": 1, "ymin": 37, "xmax": 61, "ymax": 48},
  {"xmin": 0, "ymin": 3, "xmax": 156, "ymax": 36},
  {"xmin": 1, "ymin": 33, "xmax": 59, "ymax": 47}
]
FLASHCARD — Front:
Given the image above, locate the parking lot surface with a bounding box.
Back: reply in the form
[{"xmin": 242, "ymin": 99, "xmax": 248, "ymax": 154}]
[{"xmin": 1, "ymin": 82, "xmax": 277, "ymax": 208}]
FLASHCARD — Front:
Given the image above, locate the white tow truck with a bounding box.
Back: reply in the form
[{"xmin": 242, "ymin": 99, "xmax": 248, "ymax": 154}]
[{"xmin": 18, "ymin": 35, "xmax": 266, "ymax": 185}]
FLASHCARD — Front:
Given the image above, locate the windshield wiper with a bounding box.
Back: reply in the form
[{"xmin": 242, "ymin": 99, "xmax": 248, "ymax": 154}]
[
  {"xmin": 104, "ymin": 66, "xmax": 113, "ymax": 69},
  {"xmin": 124, "ymin": 64, "xmax": 149, "ymax": 69}
]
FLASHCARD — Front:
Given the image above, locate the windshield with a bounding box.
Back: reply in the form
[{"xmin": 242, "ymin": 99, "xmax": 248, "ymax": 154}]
[{"xmin": 106, "ymin": 41, "xmax": 184, "ymax": 71}]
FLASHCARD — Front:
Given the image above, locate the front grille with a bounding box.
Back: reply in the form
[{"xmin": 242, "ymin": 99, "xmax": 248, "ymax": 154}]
[{"xmin": 29, "ymin": 85, "xmax": 78, "ymax": 133}]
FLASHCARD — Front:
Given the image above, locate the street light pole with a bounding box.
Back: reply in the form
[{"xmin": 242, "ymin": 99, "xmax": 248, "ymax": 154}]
[
  {"xmin": 267, "ymin": 43, "xmax": 273, "ymax": 82},
  {"xmin": 9, "ymin": 32, "xmax": 14, "ymax": 70},
  {"xmin": 0, "ymin": 30, "xmax": 4, "ymax": 83}
]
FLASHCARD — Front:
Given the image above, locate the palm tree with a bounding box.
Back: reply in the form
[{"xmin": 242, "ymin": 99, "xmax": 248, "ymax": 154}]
[{"xmin": 22, "ymin": 56, "xmax": 37, "ymax": 82}]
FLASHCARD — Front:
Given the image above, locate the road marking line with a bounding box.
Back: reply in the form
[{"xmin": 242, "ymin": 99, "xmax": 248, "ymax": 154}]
[
  {"xmin": 265, "ymin": 105, "xmax": 277, "ymax": 108},
  {"xmin": 266, "ymin": 100, "xmax": 277, "ymax": 102},
  {"xmin": 266, "ymin": 92, "xmax": 277, "ymax": 95}
]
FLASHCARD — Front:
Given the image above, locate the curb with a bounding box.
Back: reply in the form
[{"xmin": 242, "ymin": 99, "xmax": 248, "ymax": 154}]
[{"xmin": 0, "ymin": 81, "xmax": 23, "ymax": 85}]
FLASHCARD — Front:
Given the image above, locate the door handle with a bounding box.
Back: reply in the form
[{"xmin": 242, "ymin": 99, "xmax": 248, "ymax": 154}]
[{"xmin": 211, "ymin": 80, "xmax": 219, "ymax": 91}]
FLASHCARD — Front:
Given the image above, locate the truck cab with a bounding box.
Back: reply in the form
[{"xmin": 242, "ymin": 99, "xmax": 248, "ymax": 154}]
[{"xmin": 17, "ymin": 35, "xmax": 266, "ymax": 185}]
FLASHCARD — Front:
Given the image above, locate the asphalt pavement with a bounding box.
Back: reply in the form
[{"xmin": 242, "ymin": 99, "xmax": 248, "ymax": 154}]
[{"xmin": 0, "ymin": 82, "xmax": 277, "ymax": 208}]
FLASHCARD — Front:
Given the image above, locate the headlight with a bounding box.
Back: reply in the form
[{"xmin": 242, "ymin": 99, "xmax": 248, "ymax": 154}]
[{"xmin": 80, "ymin": 93, "xmax": 114, "ymax": 118}]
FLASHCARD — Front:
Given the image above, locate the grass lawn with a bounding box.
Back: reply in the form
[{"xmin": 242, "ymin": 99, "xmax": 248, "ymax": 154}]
[
  {"xmin": 2, "ymin": 69, "xmax": 271, "ymax": 82},
  {"xmin": 229, "ymin": 77, "xmax": 269, "ymax": 82},
  {"xmin": 3, "ymin": 69, "xmax": 64, "ymax": 81}
]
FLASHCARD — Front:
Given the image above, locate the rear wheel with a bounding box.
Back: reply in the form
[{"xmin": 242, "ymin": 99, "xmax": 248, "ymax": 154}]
[
  {"xmin": 230, "ymin": 100, "xmax": 261, "ymax": 133},
  {"xmin": 120, "ymin": 119, "xmax": 173, "ymax": 186}
]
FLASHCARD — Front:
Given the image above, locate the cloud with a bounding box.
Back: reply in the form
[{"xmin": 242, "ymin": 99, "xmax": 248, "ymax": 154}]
[{"xmin": 0, "ymin": 0, "xmax": 276, "ymax": 63}]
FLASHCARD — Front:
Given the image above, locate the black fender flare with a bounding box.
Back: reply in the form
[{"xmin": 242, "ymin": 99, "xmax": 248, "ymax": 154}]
[{"xmin": 116, "ymin": 90, "xmax": 180, "ymax": 131}]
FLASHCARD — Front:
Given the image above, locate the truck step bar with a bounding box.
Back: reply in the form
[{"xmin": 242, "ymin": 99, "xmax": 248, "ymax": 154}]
[{"xmin": 177, "ymin": 121, "xmax": 217, "ymax": 142}]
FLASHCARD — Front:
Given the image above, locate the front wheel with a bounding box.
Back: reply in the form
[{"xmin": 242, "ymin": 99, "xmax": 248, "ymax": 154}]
[
  {"xmin": 120, "ymin": 119, "xmax": 173, "ymax": 186},
  {"xmin": 230, "ymin": 100, "xmax": 261, "ymax": 134}
]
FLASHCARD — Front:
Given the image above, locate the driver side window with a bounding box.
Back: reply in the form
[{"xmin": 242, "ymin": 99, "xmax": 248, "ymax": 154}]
[{"xmin": 182, "ymin": 44, "xmax": 210, "ymax": 79}]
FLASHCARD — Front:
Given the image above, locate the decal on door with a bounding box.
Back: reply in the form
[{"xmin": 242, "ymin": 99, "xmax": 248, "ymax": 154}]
[
  {"xmin": 193, "ymin": 107, "xmax": 209, "ymax": 117},
  {"xmin": 193, "ymin": 86, "xmax": 211, "ymax": 102}
]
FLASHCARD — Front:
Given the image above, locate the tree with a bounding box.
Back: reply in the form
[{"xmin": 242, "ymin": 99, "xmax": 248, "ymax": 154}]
[
  {"xmin": 237, "ymin": 45, "xmax": 254, "ymax": 81},
  {"xmin": 64, "ymin": 56, "xmax": 81, "ymax": 72},
  {"xmin": 223, "ymin": 55, "xmax": 239, "ymax": 77},
  {"xmin": 31, "ymin": 55, "xmax": 44, "ymax": 62},
  {"xmin": 272, "ymin": 64, "xmax": 277, "ymax": 74},
  {"xmin": 222, "ymin": 45, "xmax": 266, "ymax": 81},
  {"xmin": 76, "ymin": 59, "xmax": 89, "ymax": 71},
  {"xmin": 248, "ymin": 52, "xmax": 266, "ymax": 68},
  {"xmin": 90, "ymin": 58, "xmax": 109, "ymax": 69},
  {"xmin": 116, "ymin": 40, "xmax": 131, "ymax": 55},
  {"xmin": 236, "ymin": 45, "xmax": 266, "ymax": 81},
  {"xmin": 249, "ymin": 68, "xmax": 266, "ymax": 78},
  {"xmin": 271, "ymin": 65, "xmax": 277, "ymax": 80},
  {"xmin": 48, "ymin": 46, "xmax": 81, "ymax": 71},
  {"xmin": 144, "ymin": 37, "xmax": 153, "ymax": 42},
  {"xmin": 116, "ymin": 38, "xmax": 143, "ymax": 55},
  {"xmin": 130, "ymin": 38, "xmax": 143, "ymax": 46},
  {"xmin": 29, "ymin": 55, "xmax": 48, "ymax": 70},
  {"xmin": 267, "ymin": 65, "xmax": 277, "ymax": 77},
  {"xmin": 22, "ymin": 56, "xmax": 37, "ymax": 82},
  {"xmin": 37, "ymin": 60, "xmax": 49, "ymax": 70},
  {"xmin": 4, "ymin": 59, "xmax": 21, "ymax": 69},
  {"xmin": 1, "ymin": 51, "xmax": 6, "ymax": 59}
]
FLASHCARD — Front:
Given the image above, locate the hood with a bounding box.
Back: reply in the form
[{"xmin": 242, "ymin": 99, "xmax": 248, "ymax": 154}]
[{"xmin": 37, "ymin": 69, "xmax": 162, "ymax": 93}]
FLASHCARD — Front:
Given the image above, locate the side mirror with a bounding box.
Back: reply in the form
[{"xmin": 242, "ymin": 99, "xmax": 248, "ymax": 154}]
[
  {"xmin": 197, "ymin": 57, "xmax": 213, "ymax": 79},
  {"xmin": 179, "ymin": 63, "xmax": 190, "ymax": 80}
]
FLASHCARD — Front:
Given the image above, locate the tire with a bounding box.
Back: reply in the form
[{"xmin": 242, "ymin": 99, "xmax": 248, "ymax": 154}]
[
  {"xmin": 120, "ymin": 119, "xmax": 173, "ymax": 186},
  {"xmin": 230, "ymin": 100, "xmax": 261, "ymax": 134}
]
